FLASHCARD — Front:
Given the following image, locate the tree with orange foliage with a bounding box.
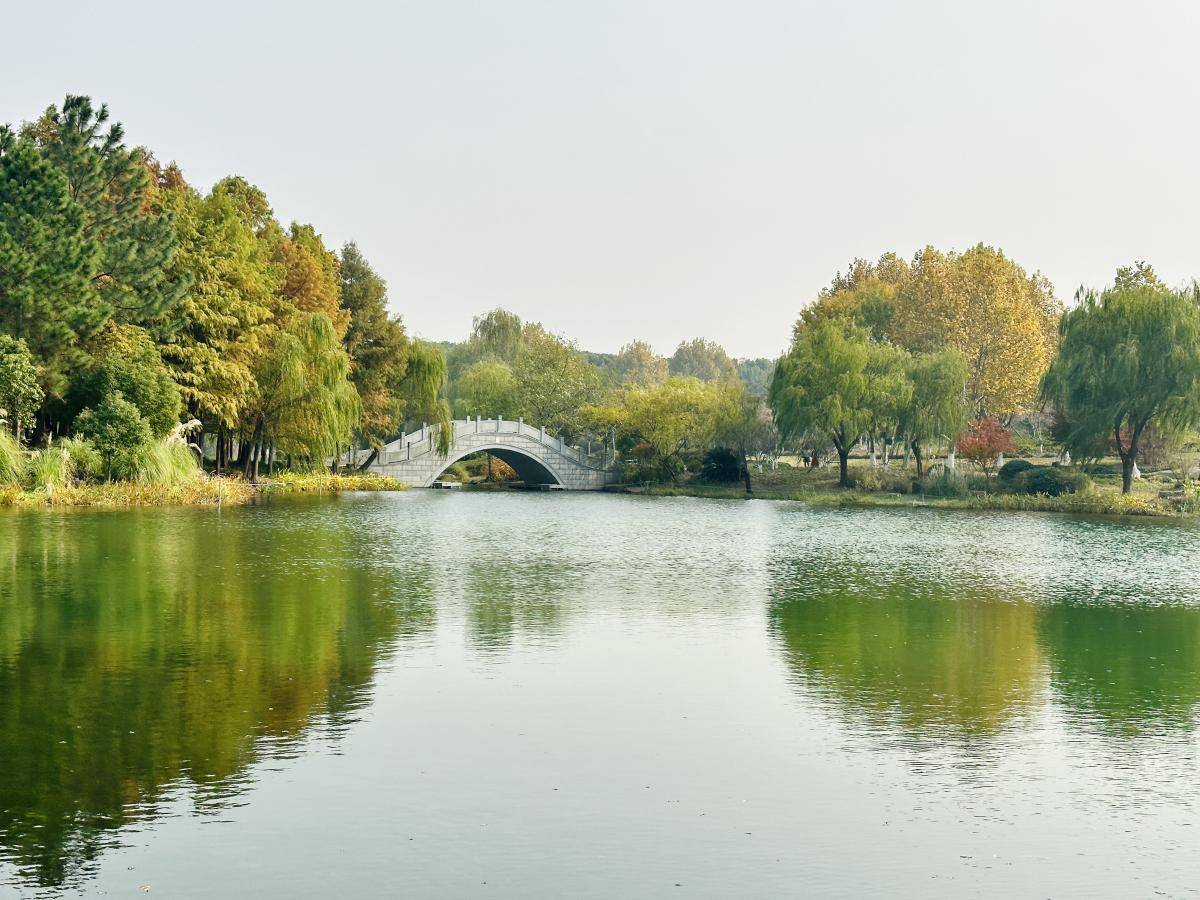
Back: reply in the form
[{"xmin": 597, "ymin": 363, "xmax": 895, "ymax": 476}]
[{"xmin": 955, "ymin": 418, "xmax": 1016, "ymax": 479}]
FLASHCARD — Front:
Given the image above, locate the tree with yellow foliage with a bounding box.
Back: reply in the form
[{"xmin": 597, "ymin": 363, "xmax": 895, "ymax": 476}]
[
  {"xmin": 889, "ymin": 245, "xmax": 1060, "ymax": 417},
  {"xmin": 796, "ymin": 245, "xmax": 1061, "ymax": 417}
]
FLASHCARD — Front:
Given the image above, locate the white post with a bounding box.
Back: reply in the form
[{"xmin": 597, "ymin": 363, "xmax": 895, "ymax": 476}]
[
  {"xmin": 518, "ymin": 417, "xmax": 523, "ymax": 433},
  {"xmin": 475, "ymin": 415, "xmax": 480, "ymax": 434}
]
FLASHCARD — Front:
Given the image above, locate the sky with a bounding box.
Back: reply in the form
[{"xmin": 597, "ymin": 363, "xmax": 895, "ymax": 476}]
[{"xmin": 5, "ymin": 0, "xmax": 1200, "ymax": 359}]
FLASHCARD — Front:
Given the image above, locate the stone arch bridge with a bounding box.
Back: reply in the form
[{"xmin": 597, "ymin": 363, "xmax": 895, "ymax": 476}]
[{"xmin": 362, "ymin": 417, "xmax": 619, "ymax": 490}]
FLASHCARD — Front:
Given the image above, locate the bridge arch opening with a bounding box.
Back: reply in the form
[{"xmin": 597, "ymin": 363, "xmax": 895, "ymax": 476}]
[{"xmin": 434, "ymin": 446, "xmax": 562, "ymax": 487}]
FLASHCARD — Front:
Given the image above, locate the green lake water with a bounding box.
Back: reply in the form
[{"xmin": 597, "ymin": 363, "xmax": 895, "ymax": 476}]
[{"xmin": 1, "ymin": 491, "xmax": 1198, "ymax": 897}]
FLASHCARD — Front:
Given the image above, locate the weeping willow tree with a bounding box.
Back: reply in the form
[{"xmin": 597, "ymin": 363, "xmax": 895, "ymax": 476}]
[
  {"xmin": 245, "ymin": 312, "xmax": 360, "ymax": 476},
  {"xmin": 1042, "ymin": 279, "xmax": 1200, "ymax": 493},
  {"xmin": 400, "ymin": 339, "xmax": 452, "ymax": 455}
]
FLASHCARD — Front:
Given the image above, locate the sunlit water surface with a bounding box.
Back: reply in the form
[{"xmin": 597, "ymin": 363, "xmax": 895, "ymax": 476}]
[{"xmin": 1, "ymin": 492, "xmax": 1199, "ymax": 897}]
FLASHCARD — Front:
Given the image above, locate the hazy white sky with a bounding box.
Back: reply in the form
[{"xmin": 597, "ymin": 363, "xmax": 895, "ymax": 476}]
[{"xmin": 5, "ymin": 1, "xmax": 1200, "ymax": 358}]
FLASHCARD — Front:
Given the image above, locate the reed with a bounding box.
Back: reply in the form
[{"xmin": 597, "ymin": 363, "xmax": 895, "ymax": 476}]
[
  {"xmin": 0, "ymin": 430, "xmax": 27, "ymax": 487},
  {"xmin": 29, "ymin": 443, "xmax": 74, "ymax": 493}
]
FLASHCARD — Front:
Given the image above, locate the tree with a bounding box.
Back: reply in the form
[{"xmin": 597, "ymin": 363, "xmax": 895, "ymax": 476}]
[
  {"xmin": 714, "ymin": 381, "xmax": 773, "ymax": 492},
  {"xmin": 246, "ymin": 313, "xmax": 359, "ymax": 476},
  {"xmin": 862, "ymin": 340, "xmax": 912, "ymax": 465},
  {"xmin": 797, "ymin": 247, "xmax": 1061, "ymax": 417},
  {"xmin": 148, "ymin": 173, "xmax": 276, "ymax": 430},
  {"xmin": 273, "ymin": 223, "xmax": 347, "ymax": 336},
  {"xmin": 611, "ymin": 340, "xmax": 667, "ymax": 387},
  {"xmin": 889, "ymin": 245, "xmax": 1060, "ymax": 417},
  {"xmin": 798, "ymin": 253, "xmax": 909, "ymax": 341},
  {"xmin": 339, "ymin": 243, "xmax": 410, "ymax": 447},
  {"xmin": 454, "ymin": 359, "xmax": 517, "ymax": 419},
  {"xmin": 769, "ymin": 319, "xmax": 876, "ymax": 487},
  {"xmin": 955, "ymin": 418, "xmax": 1015, "ymax": 479},
  {"xmin": 512, "ymin": 325, "xmax": 602, "ymax": 437},
  {"xmin": 75, "ymin": 392, "xmax": 152, "ymax": 480},
  {"xmin": 899, "ymin": 349, "xmax": 969, "ymax": 478},
  {"xmin": 398, "ymin": 340, "xmax": 452, "ymax": 455},
  {"xmin": 466, "ymin": 308, "xmax": 522, "ymax": 365},
  {"xmin": 1042, "ymin": 278, "xmax": 1200, "ymax": 492},
  {"xmin": 22, "ymin": 95, "xmax": 184, "ymax": 325},
  {"xmin": 736, "ymin": 358, "xmax": 774, "ymax": 398},
  {"xmin": 0, "ymin": 129, "xmax": 97, "ymax": 397},
  {"xmin": 620, "ymin": 376, "xmax": 730, "ymax": 478},
  {"xmin": 668, "ymin": 338, "xmax": 738, "ymax": 382},
  {"xmin": 0, "ymin": 335, "xmax": 43, "ymax": 438},
  {"xmin": 69, "ymin": 323, "xmax": 181, "ymax": 438}
]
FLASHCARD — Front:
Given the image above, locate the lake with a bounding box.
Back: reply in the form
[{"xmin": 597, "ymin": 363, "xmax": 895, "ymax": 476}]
[{"xmin": 1, "ymin": 491, "xmax": 1198, "ymax": 898}]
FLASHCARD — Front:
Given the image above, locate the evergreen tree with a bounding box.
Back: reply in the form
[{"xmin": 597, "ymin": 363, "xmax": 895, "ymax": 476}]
[
  {"xmin": 22, "ymin": 95, "xmax": 185, "ymax": 325},
  {"xmin": 339, "ymin": 243, "xmax": 410, "ymax": 447},
  {"xmin": 0, "ymin": 128, "xmax": 97, "ymax": 396}
]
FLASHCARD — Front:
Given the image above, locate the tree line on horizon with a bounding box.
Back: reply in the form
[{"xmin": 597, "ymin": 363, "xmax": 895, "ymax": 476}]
[{"xmin": 2, "ymin": 94, "xmax": 1199, "ymax": 495}]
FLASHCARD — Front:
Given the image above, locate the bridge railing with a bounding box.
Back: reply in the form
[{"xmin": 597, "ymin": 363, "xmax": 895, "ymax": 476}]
[{"xmin": 372, "ymin": 416, "xmax": 614, "ymax": 470}]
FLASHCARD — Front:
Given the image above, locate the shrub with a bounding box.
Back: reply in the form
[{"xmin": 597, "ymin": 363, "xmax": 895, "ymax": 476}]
[
  {"xmin": 0, "ymin": 429, "xmax": 27, "ymax": 487},
  {"xmin": 699, "ymin": 447, "xmax": 742, "ymax": 483},
  {"xmin": 75, "ymin": 392, "xmax": 153, "ymax": 480},
  {"xmin": 956, "ymin": 418, "xmax": 1017, "ymax": 478},
  {"xmin": 1016, "ymin": 466, "xmax": 1090, "ymax": 497},
  {"xmin": 61, "ymin": 437, "xmax": 103, "ymax": 482},
  {"xmin": 852, "ymin": 467, "xmax": 913, "ymax": 494},
  {"xmin": 921, "ymin": 468, "xmax": 970, "ymax": 498},
  {"xmin": 999, "ymin": 458, "xmax": 1036, "ymax": 482},
  {"xmin": 442, "ymin": 461, "xmax": 471, "ymax": 482}
]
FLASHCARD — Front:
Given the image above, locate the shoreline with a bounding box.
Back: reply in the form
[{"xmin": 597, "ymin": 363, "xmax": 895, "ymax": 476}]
[
  {"xmin": 0, "ymin": 471, "xmax": 1189, "ymax": 520},
  {"xmin": 0, "ymin": 471, "xmax": 409, "ymax": 509},
  {"xmin": 614, "ymin": 482, "xmax": 1184, "ymax": 518}
]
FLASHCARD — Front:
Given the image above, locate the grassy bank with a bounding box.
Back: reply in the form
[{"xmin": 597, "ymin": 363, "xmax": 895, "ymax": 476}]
[
  {"xmin": 0, "ymin": 471, "xmax": 408, "ymax": 508},
  {"xmin": 618, "ymin": 459, "xmax": 1196, "ymax": 518},
  {"xmin": 0, "ymin": 478, "xmax": 255, "ymax": 508},
  {"xmin": 264, "ymin": 470, "xmax": 409, "ymax": 494}
]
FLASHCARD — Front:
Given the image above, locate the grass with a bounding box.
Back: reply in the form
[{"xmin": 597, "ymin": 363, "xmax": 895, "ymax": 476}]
[
  {"xmin": 620, "ymin": 457, "xmax": 1195, "ymax": 518},
  {"xmin": 28, "ymin": 444, "xmax": 74, "ymax": 494},
  {"xmin": 0, "ymin": 477, "xmax": 254, "ymax": 508},
  {"xmin": 136, "ymin": 438, "xmax": 202, "ymax": 487},
  {"xmin": 0, "ymin": 429, "xmax": 27, "ymax": 487},
  {"xmin": 264, "ymin": 470, "xmax": 410, "ymax": 494}
]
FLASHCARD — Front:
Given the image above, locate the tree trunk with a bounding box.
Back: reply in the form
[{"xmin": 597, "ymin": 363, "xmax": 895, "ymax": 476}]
[
  {"xmin": 837, "ymin": 446, "xmax": 850, "ymax": 487},
  {"xmin": 911, "ymin": 441, "xmax": 924, "ymax": 480},
  {"xmin": 243, "ymin": 421, "xmax": 263, "ymax": 480},
  {"xmin": 356, "ymin": 448, "xmax": 380, "ymax": 472},
  {"xmin": 1116, "ymin": 423, "xmax": 1143, "ymax": 494},
  {"xmin": 741, "ymin": 449, "xmax": 752, "ymax": 494}
]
